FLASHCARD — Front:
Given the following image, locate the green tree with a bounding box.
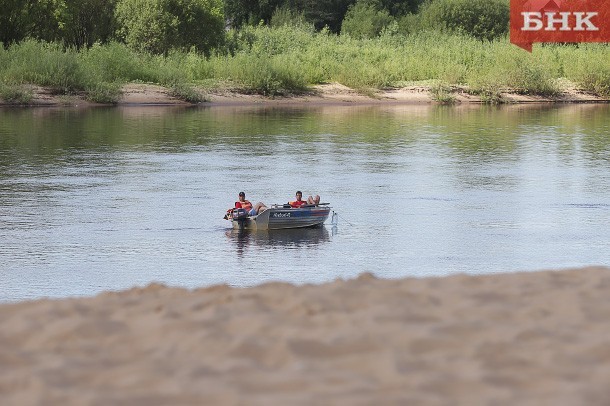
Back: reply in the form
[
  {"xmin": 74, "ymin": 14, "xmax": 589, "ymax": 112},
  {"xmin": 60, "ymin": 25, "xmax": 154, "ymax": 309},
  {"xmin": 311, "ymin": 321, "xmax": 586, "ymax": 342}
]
[
  {"xmin": 224, "ymin": 0, "xmax": 285, "ymax": 27},
  {"xmin": 341, "ymin": 0, "xmax": 393, "ymax": 38},
  {"xmin": 115, "ymin": 0, "xmax": 224, "ymax": 54},
  {"xmin": 224, "ymin": 0, "xmax": 357, "ymax": 32},
  {"xmin": 53, "ymin": 0, "xmax": 118, "ymax": 48},
  {"xmin": 292, "ymin": 0, "xmax": 422, "ymax": 31},
  {"xmin": 396, "ymin": 12, "xmax": 420, "ymax": 35},
  {"xmin": 419, "ymin": 0, "xmax": 509, "ymax": 41},
  {"xmin": 1, "ymin": 0, "xmax": 116, "ymax": 48},
  {"xmin": 0, "ymin": 0, "xmax": 57, "ymax": 46},
  {"xmin": 270, "ymin": 5, "xmax": 310, "ymax": 28},
  {"xmin": 376, "ymin": 0, "xmax": 426, "ymax": 16},
  {"xmin": 295, "ymin": 0, "xmax": 355, "ymax": 32}
]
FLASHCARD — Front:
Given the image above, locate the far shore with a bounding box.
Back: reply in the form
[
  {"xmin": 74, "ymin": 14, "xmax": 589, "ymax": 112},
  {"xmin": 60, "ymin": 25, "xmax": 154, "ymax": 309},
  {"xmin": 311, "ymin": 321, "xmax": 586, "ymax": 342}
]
[{"xmin": 1, "ymin": 82, "xmax": 609, "ymax": 107}]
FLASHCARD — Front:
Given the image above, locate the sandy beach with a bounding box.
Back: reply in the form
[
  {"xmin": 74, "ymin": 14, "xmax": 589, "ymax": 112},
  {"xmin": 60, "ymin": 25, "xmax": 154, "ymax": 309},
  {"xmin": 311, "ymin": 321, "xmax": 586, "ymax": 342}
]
[
  {"xmin": 2, "ymin": 82, "xmax": 609, "ymax": 107},
  {"xmin": 2, "ymin": 266, "xmax": 610, "ymax": 405}
]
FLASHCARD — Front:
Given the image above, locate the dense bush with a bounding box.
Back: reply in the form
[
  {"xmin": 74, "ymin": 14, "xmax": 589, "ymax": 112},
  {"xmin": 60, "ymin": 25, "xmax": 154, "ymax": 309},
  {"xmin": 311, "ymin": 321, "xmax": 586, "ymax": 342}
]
[
  {"xmin": 115, "ymin": 0, "xmax": 224, "ymax": 55},
  {"xmin": 341, "ymin": 0, "xmax": 393, "ymax": 39},
  {"xmin": 419, "ymin": 0, "xmax": 509, "ymax": 41}
]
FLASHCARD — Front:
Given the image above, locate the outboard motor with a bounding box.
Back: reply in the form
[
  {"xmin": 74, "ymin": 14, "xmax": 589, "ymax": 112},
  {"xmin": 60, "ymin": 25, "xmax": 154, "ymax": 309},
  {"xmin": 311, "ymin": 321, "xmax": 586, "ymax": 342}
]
[{"xmin": 232, "ymin": 208, "xmax": 249, "ymax": 230}]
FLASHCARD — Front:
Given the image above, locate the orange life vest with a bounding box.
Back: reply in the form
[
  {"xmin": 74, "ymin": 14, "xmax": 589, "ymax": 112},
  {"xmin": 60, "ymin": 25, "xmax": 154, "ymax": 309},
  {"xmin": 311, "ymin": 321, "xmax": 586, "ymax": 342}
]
[{"xmin": 237, "ymin": 200, "xmax": 252, "ymax": 211}]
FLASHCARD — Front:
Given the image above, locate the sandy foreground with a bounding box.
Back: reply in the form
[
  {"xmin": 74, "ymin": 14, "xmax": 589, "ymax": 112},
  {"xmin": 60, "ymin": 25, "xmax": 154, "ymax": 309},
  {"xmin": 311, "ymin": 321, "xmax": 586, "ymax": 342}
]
[
  {"xmin": 2, "ymin": 82, "xmax": 609, "ymax": 106},
  {"xmin": 2, "ymin": 266, "xmax": 610, "ymax": 405}
]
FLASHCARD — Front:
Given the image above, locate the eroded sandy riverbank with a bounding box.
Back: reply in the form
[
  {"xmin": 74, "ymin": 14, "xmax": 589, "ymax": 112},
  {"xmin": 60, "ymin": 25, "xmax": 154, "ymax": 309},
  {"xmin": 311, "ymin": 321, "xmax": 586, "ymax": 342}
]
[{"xmin": 1, "ymin": 82, "xmax": 608, "ymax": 107}]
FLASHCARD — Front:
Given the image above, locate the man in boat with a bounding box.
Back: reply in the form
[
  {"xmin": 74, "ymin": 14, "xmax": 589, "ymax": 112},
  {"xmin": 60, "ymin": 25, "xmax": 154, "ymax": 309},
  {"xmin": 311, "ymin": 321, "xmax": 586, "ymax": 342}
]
[
  {"xmin": 235, "ymin": 191, "xmax": 267, "ymax": 216},
  {"xmin": 289, "ymin": 191, "xmax": 320, "ymax": 208}
]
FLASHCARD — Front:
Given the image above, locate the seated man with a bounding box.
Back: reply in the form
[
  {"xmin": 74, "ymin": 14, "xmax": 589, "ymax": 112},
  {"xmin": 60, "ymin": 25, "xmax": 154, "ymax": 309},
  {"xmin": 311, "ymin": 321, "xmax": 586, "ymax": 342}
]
[
  {"xmin": 290, "ymin": 191, "xmax": 320, "ymax": 208},
  {"xmin": 236, "ymin": 191, "xmax": 267, "ymax": 216}
]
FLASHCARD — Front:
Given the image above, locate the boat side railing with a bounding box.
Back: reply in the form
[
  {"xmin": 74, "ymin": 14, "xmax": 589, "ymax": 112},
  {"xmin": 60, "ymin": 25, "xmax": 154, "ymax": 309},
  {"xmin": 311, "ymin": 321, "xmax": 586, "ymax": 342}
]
[{"xmin": 270, "ymin": 203, "xmax": 331, "ymax": 209}]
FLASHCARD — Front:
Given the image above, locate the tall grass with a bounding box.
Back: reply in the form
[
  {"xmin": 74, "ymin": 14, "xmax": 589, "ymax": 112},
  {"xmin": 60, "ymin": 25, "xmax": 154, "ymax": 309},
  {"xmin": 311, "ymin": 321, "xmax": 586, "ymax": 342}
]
[
  {"xmin": 0, "ymin": 84, "xmax": 33, "ymax": 104},
  {"xmin": 1, "ymin": 40, "xmax": 83, "ymax": 92},
  {"xmin": 560, "ymin": 44, "xmax": 610, "ymax": 96},
  {"xmin": 173, "ymin": 27, "xmax": 609, "ymax": 97},
  {"xmin": 1, "ymin": 28, "xmax": 609, "ymax": 103}
]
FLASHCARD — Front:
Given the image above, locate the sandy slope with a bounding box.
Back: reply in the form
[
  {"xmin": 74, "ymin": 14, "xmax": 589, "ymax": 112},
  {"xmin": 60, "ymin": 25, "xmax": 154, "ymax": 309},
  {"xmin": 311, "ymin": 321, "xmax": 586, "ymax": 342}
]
[
  {"xmin": 1, "ymin": 82, "xmax": 608, "ymax": 106},
  {"xmin": 2, "ymin": 266, "xmax": 610, "ymax": 405}
]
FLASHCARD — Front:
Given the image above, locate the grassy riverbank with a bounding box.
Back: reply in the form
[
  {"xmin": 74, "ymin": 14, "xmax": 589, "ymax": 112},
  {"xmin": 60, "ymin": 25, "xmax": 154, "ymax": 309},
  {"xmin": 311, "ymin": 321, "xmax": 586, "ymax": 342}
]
[{"xmin": 1, "ymin": 26, "xmax": 609, "ymax": 104}]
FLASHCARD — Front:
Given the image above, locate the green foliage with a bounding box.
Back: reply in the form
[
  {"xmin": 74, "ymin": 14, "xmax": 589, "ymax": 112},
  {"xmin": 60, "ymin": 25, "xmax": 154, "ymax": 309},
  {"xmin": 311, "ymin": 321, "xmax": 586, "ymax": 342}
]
[
  {"xmin": 341, "ymin": 0, "xmax": 393, "ymax": 39},
  {"xmin": 270, "ymin": 5, "xmax": 311, "ymax": 29},
  {"xmin": 0, "ymin": 0, "xmax": 58, "ymax": 45},
  {"xmin": 1, "ymin": 27, "xmax": 609, "ymax": 104},
  {"xmin": 84, "ymin": 81, "xmax": 122, "ymax": 103},
  {"xmin": 430, "ymin": 81, "xmax": 455, "ymax": 104},
  {"xmin": 297, "ymin": 0, "xmax": 356, "ymax": 32},
  {"xmin": 466, "ymin": 86, "xmax": 505, "ymax": 104},
  {"xmin": 196, "ymin": 27, "xmax": 610, "ymax": 99},
  {"xmin": 224, "ymin": 25, "xmax": 315, "ymax": 57},
  {"xmin": 169, "ymin": 83, "xmax": 208, "ymax": 103},
  {"xmin": 396, "ymin": 13, "xmax": 420, "ymax": 35},
  {"xmin": 79, "ymin": 42, "xmax": 148, "ymax": 83},
  {"xmin": 1, "ymin": 39, "xmax": 84, "ymax": 92},
  {"xmin": 465, "ymin": 43, "xmax": 560, "ymax": 96},
  {"xmin": 576, "ymin": 69, "xmax": 610, "ymax": 97},
  {"xmin": 0, "ymin": 0, "xmax": 115, "ymax": 48},
  {"xmin": 224, "ymin": 0, "xmax": 285, "ymax": 27},
  {"xmin": 0, "ymin": 84, "xmax": 34, "ymax": 104},
  {"xmin": 419, "ymin": 0, "xmax": 509, "ymax": 41},
  {"xmin": 562, "ymin": 44, "xmax": 610, "ymax": 97},
  {"xmin": 507, "ymin": 64, "xmax": 559, "ymax": 96},
  {"xmin": 52, "ymin": 0, "xmax": 118, "ymax": 48},
  {"xmin": 215, "ymin": 52, "xmax": 309, "ymax": 95},
  {"xmin": 376, "ymin": 0, "xmax": 425, "ymax": 16},
  {"xmin": 224, "ymin": 0, "xmax": 359, "ymax": 32},
  {"xmin": 115, "ymin": 0, "xmax": 224, "ymax": 55}
]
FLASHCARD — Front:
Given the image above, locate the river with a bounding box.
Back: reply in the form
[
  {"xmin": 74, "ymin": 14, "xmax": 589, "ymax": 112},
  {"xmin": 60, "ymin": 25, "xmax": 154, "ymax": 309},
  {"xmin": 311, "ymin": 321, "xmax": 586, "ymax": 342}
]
[{"xmin": 1, "ymin": 103, "xmax": 608, "ymax": 302}]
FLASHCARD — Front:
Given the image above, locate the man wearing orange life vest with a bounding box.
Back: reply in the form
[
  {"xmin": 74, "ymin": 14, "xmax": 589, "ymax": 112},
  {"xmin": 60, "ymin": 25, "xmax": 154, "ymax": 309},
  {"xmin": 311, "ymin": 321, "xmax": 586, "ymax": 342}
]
[
  {"xmin": 236, "ymin": 191, "xmax": 267, "ymax": 216},
  {"xmin": 290, "ymin": 191, "xmax": 320, "ymax": 208}
]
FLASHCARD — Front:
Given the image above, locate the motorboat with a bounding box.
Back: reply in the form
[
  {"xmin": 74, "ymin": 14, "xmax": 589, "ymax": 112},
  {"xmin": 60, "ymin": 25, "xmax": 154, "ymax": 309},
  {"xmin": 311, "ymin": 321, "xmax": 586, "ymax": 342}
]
[{"xmin": 226, "ymin": 203, "xmax": 331, "ymax": 230}]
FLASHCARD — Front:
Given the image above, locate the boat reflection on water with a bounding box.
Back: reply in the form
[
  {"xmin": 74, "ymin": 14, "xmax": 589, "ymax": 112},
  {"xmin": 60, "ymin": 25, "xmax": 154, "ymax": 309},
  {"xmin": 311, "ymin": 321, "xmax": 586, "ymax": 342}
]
[{"xmin": 226, "ymin": 226, "xmax": 332, "ymax": 256}]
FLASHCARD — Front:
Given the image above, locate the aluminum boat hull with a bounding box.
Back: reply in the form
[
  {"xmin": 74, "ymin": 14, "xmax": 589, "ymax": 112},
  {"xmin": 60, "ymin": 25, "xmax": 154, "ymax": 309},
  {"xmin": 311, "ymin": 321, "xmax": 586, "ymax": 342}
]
[{"xmin": 231, "ymin": 206, "xmax": 331, "ymax": 230}]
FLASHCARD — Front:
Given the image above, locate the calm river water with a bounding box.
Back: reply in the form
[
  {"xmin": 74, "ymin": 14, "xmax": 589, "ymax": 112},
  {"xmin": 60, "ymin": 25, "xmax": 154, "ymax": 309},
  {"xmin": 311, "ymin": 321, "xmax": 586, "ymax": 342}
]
[{"xmin": 1, "ymin": 104, "xmax": 609, "ymax": 302}]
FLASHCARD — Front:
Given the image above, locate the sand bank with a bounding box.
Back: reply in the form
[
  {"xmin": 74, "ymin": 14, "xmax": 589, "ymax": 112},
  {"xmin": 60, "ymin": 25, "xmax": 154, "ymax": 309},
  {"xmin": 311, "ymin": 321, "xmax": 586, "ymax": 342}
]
[
  {"xmin": 2, "ymin": 82, "xmax": 608, "ymax": 107},
  {"xmin": 1, "ymin": 266, "xmax": 610, "ymax": 405}
]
